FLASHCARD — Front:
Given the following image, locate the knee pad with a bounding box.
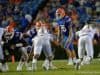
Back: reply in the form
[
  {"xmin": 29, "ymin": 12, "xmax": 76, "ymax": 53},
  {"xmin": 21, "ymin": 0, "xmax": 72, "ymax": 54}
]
[{"xmin": 21, "ymin": 56, "xmax": 26, "ymax": 61}]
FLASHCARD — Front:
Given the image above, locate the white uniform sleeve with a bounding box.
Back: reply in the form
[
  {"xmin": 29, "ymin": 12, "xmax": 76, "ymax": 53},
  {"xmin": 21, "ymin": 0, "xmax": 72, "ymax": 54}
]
[
  {"xmin": 0, "ymin": 28, "xmax": 4, "ymax": 40},
  {"xmin": 27, "ymin": 30, "xmax": 30, "ymax": 35},
  {"xmin": 81, "ymin": 25, "xmax": 88, "ymax": 30},
  {"xmin": 48, "ymin": 34, "xmax": 54, "ymax": 41}
]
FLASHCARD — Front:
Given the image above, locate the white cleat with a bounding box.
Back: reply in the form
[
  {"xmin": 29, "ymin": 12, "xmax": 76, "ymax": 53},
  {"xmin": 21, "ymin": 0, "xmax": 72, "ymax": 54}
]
[
  {"xmin": 16, "ymin": 66, "xmax": 22, "ymax": 71},
  {"xmin": 49, "ymin": 64, "xmax": 57, "ymax": 70},
  {"xmin": 2, "ymin": 63, "xmax": 9, "ymax": 72},
  {"xmin": 82, "ymin": 56, "xmax": 91, "ymax": 65},
  {"xmin": 80, "ymin": 61, "xmax": 85, "ymax": 66},
  {"xmin": 67, "ymin": 59, "xmax": 73, "ymax": 65},
  {"xmin": 67, "ymin": 62, "xmax": 73, "ymax": 65},
  {"xmin": 42, "ymin": 63, "xmax": 49, "ymax": 71}
]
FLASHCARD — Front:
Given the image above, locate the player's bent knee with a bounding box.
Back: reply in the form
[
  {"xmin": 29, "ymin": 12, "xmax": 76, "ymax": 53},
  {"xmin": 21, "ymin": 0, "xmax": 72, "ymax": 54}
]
[{"xmin": 21, "ymin": 56, "xmax": 26, "ymax": 61}]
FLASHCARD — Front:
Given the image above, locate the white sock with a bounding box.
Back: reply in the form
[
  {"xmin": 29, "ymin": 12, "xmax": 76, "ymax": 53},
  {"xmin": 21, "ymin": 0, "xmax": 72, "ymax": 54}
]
[
  {"xmin": 44, "ymin": 59, "xmax": 49, "ymax": 64},
  {"xmin": 68, "ymin": 58, "xmax": 73, "ymax": 62},
  {"xmin": 32, "ymin": 58, "xmax": 37, "ymax": 70},
  {"xmin": 18, "ymin": 61, "xmax": 24, "ymax": 68},
  {"xmin": 25, "ymin": 62, "xmax": 30, "ymax": 68}
]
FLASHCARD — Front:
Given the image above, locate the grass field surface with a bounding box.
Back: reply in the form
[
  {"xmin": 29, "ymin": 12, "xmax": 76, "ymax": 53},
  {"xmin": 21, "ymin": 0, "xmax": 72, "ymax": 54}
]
[{"xmin": 0, "ymin": 59, "xmax": 100, "ymax": 75}]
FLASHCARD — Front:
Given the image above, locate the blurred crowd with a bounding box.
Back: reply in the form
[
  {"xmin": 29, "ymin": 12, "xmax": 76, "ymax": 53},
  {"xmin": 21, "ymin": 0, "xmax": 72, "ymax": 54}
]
[
  {"xmin": 36, "ymin": 0, "xmax": 100, "ymax": 28},
  {"xmin": 0, "ymin": 0, "xmax": 46, "ymax": 32},
  {"xmin": 0, "ymin": 0, "xmax": 100, "ymax": 31}
]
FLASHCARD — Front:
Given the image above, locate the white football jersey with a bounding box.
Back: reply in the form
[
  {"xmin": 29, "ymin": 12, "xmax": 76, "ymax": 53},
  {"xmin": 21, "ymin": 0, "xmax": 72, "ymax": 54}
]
[
  {"xmin": 37, "ymin": 26, "xmax": 53, "ymax": 41},
  {"xmin": 76, "ymin": 25, "xmax": 97, "ymax": 39},
  {"xmin": 37, "ymin": 27, "xmax": 48, "ymax": 36},
  {"xmin": 0, "ymin": 28, "xmax": 4, "ymax": 40}
]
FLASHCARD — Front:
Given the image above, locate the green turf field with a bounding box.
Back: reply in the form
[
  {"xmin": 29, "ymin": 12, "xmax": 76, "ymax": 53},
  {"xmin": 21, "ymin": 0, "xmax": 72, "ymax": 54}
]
[{"xmin": 0, "ymin": 59, "xmax": 100, "ymax": 75}]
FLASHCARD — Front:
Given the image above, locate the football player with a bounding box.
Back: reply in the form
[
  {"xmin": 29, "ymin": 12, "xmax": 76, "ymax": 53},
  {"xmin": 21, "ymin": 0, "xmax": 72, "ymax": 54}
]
[
  {"xmin": 32, "ymin": 20, "xmax": 56, "ymax": 71},
  {"xmin": 1, "ymin": 27, "xmax": 32, "ymax": 71},
  {"xmin": 75, "ymin": 23, "xmax": 99, "ymax": 70},
  {"xmin": 0, "ymin": 27, "xmax": 6, "ymax": 72},
  {"xmin": 55, "ymin": 8, "xmax": 77, "ymax": 65},
  {"xmin": 16, "ymin": 24, "xmax": 37, "ymax": 71}
]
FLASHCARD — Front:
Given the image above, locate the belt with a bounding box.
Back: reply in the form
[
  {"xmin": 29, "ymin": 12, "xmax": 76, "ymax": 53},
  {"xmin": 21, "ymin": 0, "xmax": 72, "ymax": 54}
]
[
  {"xmin": 80, "ymin": 34, "xmax": 91, "ymax": 37},
  {"xmin": 80, "ymin": 34, "xmax": 88, "ymax": 36}
]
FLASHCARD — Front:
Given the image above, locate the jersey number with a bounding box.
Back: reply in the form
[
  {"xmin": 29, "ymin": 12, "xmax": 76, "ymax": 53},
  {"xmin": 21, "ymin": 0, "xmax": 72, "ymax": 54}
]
[{"xmin": 61, "ymin": 25, "xmax": 66, "ymax": 32}]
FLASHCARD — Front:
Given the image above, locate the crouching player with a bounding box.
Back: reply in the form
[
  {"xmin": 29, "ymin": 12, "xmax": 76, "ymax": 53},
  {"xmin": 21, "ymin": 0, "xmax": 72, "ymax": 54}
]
[
  {"xmin": 32, "ymin": 20, "xmax": 56, "ymax": 71},
  {"xmin": 75, "ymin": 23, "xmax": 99, "ymax": 70},
  {"xmin": 16, "ymin": 25, "xmax": 37, "ymax": 71},
  {"xmin": 1, "ymin": 27, "xmax": 32, "ymax": 71},
  {"xmin": 0, "ymin": 27, "xmax": 15, "ymax": 72}
]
